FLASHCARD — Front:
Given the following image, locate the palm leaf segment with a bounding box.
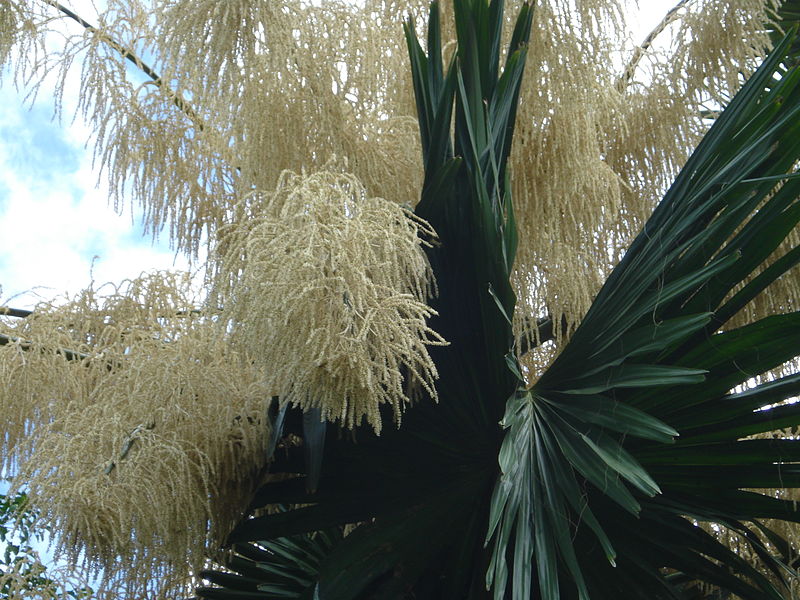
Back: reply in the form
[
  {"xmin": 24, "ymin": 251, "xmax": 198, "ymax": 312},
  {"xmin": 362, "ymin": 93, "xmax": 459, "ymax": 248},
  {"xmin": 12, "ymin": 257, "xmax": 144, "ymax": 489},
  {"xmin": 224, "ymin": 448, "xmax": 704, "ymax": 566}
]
[
  {"xmin": 770, "ymin": 0, "xmax": 800, "ymax": 69},
  {"xmin": 407, "ymin": 0, "xmax": 533, "ymax": 412},
  {"xmin": 488, "ymin": 26, "xmax": 800, "ymax": 600},
  {"xmin": 196, "ymin": 527, "xmax": 342, "ymax": 600},
  {"xmin": 197, "ymin": 2, "xmax": 800, "ymax": 599}
]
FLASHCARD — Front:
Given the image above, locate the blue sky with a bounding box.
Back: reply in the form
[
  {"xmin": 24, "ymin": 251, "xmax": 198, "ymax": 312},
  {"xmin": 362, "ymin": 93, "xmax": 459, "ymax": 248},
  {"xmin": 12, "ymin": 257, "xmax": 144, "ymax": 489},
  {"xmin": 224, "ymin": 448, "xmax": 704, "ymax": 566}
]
[
  {"xmin": 0, "ymin": 87, "xmax": 187, "ymax": 309},
  {"xmin": 0, "ymin": 70, "xmax": 187, "ymax": 310}
]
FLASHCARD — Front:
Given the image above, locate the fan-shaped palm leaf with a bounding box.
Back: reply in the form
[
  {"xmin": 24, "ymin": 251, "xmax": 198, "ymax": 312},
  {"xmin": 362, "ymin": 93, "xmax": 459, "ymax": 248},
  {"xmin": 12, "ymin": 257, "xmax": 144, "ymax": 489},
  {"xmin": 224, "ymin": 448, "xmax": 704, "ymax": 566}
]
[{"xmin": 488, "ymin": 25, "xmax": 800, "ymax": 600}]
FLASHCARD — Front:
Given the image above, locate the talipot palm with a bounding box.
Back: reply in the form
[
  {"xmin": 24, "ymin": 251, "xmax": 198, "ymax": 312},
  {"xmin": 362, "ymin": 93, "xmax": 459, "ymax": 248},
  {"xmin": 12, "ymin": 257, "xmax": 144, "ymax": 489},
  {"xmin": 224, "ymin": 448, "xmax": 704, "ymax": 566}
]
[
  {"xmin": 197, "ymin": 1, "xmax": 800, "ymax": 599},
  {"xmin": 1, "ymin": 0, "xmax": 800, "ymax": 599}
]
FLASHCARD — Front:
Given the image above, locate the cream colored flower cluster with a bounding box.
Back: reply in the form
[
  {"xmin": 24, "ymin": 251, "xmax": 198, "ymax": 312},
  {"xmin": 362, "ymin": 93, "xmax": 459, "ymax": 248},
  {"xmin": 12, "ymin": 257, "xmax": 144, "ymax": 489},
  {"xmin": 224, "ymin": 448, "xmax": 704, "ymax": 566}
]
[
  {"xmin": 0, "ymin": 168, "xmax": 445, "ymax": 595},
  {"xmin": 0, "ymin": 0, "xmax": 787, "ymax": 367},
  {"xmin": 0, "ymin": 273, "xmax": 272, "ymax": 599},
  {"xmin": 214, "ymin": 170, "xmax": 446, "ymax": 433}
]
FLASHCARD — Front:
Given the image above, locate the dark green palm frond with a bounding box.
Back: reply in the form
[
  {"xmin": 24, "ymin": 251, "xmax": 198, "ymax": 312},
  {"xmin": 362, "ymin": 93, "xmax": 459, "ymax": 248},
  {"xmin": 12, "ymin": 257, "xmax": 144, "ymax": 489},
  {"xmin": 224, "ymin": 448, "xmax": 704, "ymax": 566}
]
[
  {"xmin": 196, "ymin": 525, "xmax": 342, "ymax": 599},
  {"xmin": 488, "ymin": 27, "xmax": 800, "ymax": 600},
  {"xmin": 770, "ymin": 0, "xmax": 800, "ymax": 68},
  {"xmin": 204, "ymin": 1, "xmax": 534, "ymax": 599}
]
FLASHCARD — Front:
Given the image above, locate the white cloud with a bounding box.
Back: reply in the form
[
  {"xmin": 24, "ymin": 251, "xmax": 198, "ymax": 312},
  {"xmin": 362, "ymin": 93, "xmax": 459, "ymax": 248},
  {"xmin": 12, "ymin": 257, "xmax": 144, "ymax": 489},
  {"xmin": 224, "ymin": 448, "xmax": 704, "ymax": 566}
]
[
  {"xmin": 0, "ymin": 81, "xmax": 190, "ymax": 309},
  {"xmin": 0, "ymin": 0, "xmax": 196, "ymax": 310}
]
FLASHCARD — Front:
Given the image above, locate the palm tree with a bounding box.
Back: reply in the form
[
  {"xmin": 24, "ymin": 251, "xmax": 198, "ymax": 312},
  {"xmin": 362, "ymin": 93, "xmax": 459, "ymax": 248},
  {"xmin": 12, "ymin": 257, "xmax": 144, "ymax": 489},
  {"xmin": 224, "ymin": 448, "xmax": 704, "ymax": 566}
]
[
  {"xmin": 2, "ymin": 1, "xmax": 800, "ymax": 598},
  {"xmin": 197, "ymin": 1, "xmax": 800, "ymax": 599}
]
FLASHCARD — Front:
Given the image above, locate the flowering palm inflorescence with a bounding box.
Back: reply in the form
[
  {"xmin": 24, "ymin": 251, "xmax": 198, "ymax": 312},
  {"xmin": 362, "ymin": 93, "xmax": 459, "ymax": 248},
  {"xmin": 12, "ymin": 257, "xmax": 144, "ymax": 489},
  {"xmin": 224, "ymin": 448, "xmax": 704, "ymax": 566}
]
[
  {"xmin": 213, "ymin": 169, "xmax": 445, "ymax": 432},
  {"xmin": 2, "ymin": 0, "xmax": 800, "ymax": 599}
]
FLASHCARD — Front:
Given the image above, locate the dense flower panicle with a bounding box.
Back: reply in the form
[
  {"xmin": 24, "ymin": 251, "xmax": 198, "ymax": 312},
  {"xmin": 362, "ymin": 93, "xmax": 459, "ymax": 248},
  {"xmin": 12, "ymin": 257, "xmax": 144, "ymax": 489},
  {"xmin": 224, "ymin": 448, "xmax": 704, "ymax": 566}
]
[
  {"xmin": 213, "ymin": 170, "xmax": 445, "ymax": 432},
  {"xmin": 0, "ymin": 273, "xmax": 273, "ymax": 599},
  {"xmin": 509, "ymin": 0, "xmax": 782, "ymax": 362},
  {"xmin": 1, "ymin": 0, "xmax": 789, "ymax": 369},
  {"xmin": 157, "ymin": 0, "xmax": 424, "ymax": 212},
  {"xmin": 0, "ymin": 554, "xmax": 91, "ymax": 600},
  {"xmin": 0, "ymin": 0, "xmax": 23, "ymax": 66}
]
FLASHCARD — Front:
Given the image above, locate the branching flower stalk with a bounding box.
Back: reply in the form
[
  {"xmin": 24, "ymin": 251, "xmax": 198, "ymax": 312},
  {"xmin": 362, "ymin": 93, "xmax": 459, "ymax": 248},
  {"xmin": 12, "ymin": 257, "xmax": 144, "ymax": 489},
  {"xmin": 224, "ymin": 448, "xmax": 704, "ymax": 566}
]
[
  {"xmin": 0, "ymin": 306, "xmax": 33, "ymax": 318},
  {"xmin": 37, "ymin": 0, "xmax": 205, "ymax": 131},
  {"xmin": 0, "ymin": 273, "xmax": 274, "ymax": 599},
  {"xmin": 616, "ymin": 0, "xmax": 694, "ymax": 92}
]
